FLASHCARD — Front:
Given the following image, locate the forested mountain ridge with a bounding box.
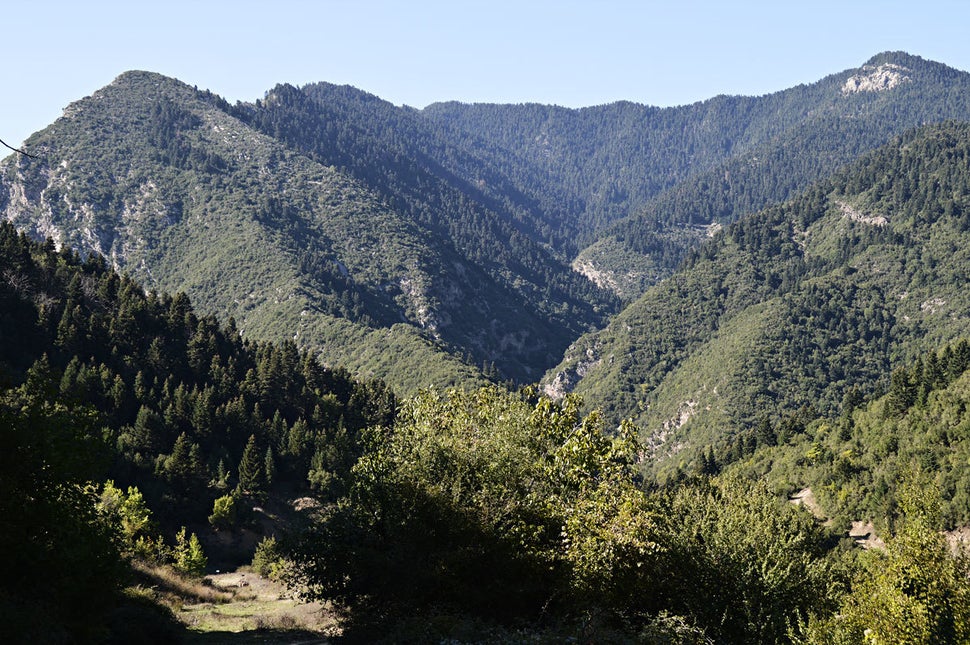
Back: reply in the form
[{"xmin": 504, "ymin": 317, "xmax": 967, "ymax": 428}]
[
  {"xmin": 425, "ymin": 51, "xmax": 970, "ymax": 298},
  {"xmin": 545, "ymin": 121, "xmax": 970, "ymax": 477},
  {"xmin": 0, "ymin": 71, "xmax": 610, "ymax": 391},
  {"xmin": 4, "ymin": 52, "xmax": 970, "ymax": 395},
  {"xmin": 226, "ymin": 79, "xmax": 620, "ymax": 369}
]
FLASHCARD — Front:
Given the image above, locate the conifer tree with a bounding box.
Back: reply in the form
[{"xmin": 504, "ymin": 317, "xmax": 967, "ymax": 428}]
[
  {"xmin": 264, "ymin": 447, "xmax": 276, "ymax": 488},
  {"xmin": 237, "ymin": 434, "xmax": 263, "ymax": 494},
  {"xmin": 173, "ymin": 527, "xmax": 207, "ymax": 577}
]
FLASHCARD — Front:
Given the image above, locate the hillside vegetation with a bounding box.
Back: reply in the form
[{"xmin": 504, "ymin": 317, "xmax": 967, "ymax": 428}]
[
  {"xmin": 547, "ymin": 121, "xmax": 970, "ymax": 477},
  {"xmin": 6, "ymin": 53, "xmax": 970, "ymax": 391},
  {"xmin": 0, "ymin": 220, "xmax": 395, "ymax": 638}
]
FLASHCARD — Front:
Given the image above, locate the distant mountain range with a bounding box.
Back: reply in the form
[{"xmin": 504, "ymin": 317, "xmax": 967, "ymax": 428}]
[{"xmin": 4, "ymin": 50, "xmax": 970, "ymax": 410}]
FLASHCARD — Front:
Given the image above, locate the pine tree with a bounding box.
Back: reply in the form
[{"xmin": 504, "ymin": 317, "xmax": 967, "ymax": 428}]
[
  {"xmin": 237, "ymin": 434, "xmax": 263, "ymax": 494},
  {"xmin": 173, "ymin": 527, "xmax": 207, "ymax": 577},
  {"xmin": 264, "ymin": 447, "xmax": 276, "ymax": 488}
]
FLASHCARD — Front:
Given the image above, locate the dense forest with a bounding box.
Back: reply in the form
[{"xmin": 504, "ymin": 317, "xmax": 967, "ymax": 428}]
[
  {"xmin": 0, "ymin": 221, "xmax": 395, "ymax": 639},
  {"xmin": 426, "ymin": 52, "xmax": 970, "ymax": 297},
  {"xmin": 548, "ymin": 121, "xmax": 970, "ymax": 479},
  {"xmin": 3, "ymin": 217, "xmax": 970, "ymax": 642}
]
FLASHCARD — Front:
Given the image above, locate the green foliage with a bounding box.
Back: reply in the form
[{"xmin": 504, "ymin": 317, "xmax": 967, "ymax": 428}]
[
  {"xmin": 0, "ymin": 378, "xmax": 124, "ymax": 640},
  {"xmin": 738, "ymin": 339, "xmax": 970, "ymax": 528},
  {"xmin": 285, "ymin": 387, "xmax": 835, "ymax": 642},
  {"xmin": 251, "ymin": 536, "xmax": 286, "ymax": 580},
  {"xmin": 237, "ymin": 434, "xmax": 264, "ymax": 495},
  {"xmin": 656, "ymin": 476, "xmax": 838, "ymax": 644},
  {"xmin": 172, "ymin": 527, "xmax": 207, "ymax": 578},
  {"xmin": 208, "ymin": 493, "xmax": 237, "ymax": 530},
  {"xmin": 98, "ymin": 480, "xmax": 155, "ymax": 549},
  {"xmin": 800, "ymin": 474, "xmax": 970, "ymax": 644},
  {"xmin": 287, "ymin": 387, "xmax": 650, "ymax": 630}
]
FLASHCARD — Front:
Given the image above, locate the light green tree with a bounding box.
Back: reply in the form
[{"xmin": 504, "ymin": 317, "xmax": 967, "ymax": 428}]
[
  {"xmin": 173, "ymin": 526, "xmax": 207, "ymax": 577},
  {"xmin": 208, "ymin": 493, "xmax": 238, "ymax": 530},
  {"xmin": 97, "ymin": 480, "xmax": 154, "ymax": 550}
]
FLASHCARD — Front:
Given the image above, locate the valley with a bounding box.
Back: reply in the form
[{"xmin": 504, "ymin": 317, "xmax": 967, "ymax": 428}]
[{"xmin": 3, "ymin": 50, "xmax": 970, "ymax": 642}]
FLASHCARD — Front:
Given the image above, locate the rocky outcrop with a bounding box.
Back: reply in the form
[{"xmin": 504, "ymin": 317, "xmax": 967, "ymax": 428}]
[{"xmin": 842, "ymin": 63, "xmax": 911, "ymax": 94}]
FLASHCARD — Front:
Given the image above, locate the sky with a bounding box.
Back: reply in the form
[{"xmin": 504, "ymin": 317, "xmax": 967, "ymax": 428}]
[{"xmin": 4, "ymin": 0, "xmax": 970, "ymax": 149}]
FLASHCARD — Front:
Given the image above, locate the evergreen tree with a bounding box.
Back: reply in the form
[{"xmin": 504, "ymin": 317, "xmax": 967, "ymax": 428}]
[
  {"xmin": 264, "ymin": 447, "xmax": 276, "ymax": 488},
  {"xmin": 173, "ymin": 527, "xmax": 207, "ymax": 577},
  {"xmin": 237, "ymin": 434, "xmax": 264, "ymax": 494}
]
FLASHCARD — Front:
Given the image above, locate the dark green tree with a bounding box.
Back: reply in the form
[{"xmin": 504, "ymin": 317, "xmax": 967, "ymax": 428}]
[{"xmin": 237, "ymin": 434, "xmax": 264, "ymax": 494}]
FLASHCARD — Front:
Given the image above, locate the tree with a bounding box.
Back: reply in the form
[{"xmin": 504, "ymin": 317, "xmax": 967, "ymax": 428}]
[
  {"xmin": 0, "ymin": 382, "xmax": 124, "ymax": 640},
  {"xmin": 802, "ymin": 473, "xmax": 970, "ymax": 644},
  {"xmin": 162, "ymin": 432, "xmax": 206, "ymax": 492},
  {"xmin": 237, "ymin": 433, "xmax": 264, "ymax": 494},
  {"xmin": 264, "ymin": 446, "xmax": 276, "ymax": 488},
  {"xmin": 172, "ymin": 527, "xmax": 207, "ymax": 577},
  {"xmin": 208, "ymin": 493, "xmax": 238, "ymax": 530},
  {"xmin": 886, "ymin": 366, "xmax": 918, "ymax": 416},
  {"xmin": 659, "ymin": 476, "xmax": 837, "ymax": 644},
  {"xmin": 285, "ymin": 387, "xmax": 664, "ymax": 636},
  {"xmin": 98, "ymin": 481, "xmax": 154, "ymax": 548}
]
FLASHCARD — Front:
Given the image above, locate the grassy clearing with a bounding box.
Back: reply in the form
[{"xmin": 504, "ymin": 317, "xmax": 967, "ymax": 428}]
[
  {"xmin": 127, "ymin": 562, "xmax": 336, "ymax": 643},
  {"xmin": 179, "ymin": 568, "xmax": 337, "ymax": 642}
]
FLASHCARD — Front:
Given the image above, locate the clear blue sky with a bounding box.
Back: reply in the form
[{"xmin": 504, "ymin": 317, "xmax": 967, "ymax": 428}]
[{"xmin": 4, "ymin": 0, "xmax": 970, "ymax": 148}]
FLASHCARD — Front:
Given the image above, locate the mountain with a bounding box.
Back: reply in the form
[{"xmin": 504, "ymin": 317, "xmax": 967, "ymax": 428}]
[
  {"xmin": 425, "ymin": 52, "xmax": 970, "ymax": 298},
  {"xmin": 4, "ymin": 52, "xmax": 970, "ymax": 394},
  {"xmin": 1, "ymin": 71, "xmax": 613, "ymax": 392},
  {"xmin": 6, "ymin": 53, "xmax": 970, "ymax": 643},
  {"xmin": 544, "ymin": 121, "xmax": 970, "ymax": 476}
]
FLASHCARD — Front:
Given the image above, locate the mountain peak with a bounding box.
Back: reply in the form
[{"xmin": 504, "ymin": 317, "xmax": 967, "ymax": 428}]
[
  {"xmin": 862, "ymin": 50, "xmax": 924, "ymax": 68},
  {"xmin": 108, "ymin": 70, "xmax": 190, "ymax": 92}
]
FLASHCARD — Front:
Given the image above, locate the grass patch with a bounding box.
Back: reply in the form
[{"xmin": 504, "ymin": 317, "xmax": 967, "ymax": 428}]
[
  {"xmin": 130, "ymin": 561, "xmax": 238, "ymax": 607},
  {"xmin": 177, "ymin": 568, "xmax": 337, "ymax": 640}
]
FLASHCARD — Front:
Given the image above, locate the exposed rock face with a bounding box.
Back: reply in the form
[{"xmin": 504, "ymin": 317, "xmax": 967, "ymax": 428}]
[
  {"xmin": 842, "ymin": 63, "xmax": 912, "ymax": 94},
  {"xmin": 571, "ymin": 257, "xmax": 620, "ymax": 293},
  {"xmin": 541, "ymin": 340, "xmax": 603, "ymax": 399},
  {"xmin": 837, "ymin": 200, "xmax": 888, "ymax": 226}
]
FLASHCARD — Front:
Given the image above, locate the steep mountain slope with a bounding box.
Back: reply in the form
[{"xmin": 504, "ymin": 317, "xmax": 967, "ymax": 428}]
[
  {"xmin": 426, "ymin": 52, "xmax": 970, "ymax": 298},
  {"xmin": 228, "ymin": 81, "xmax": 618, "ymax": 362},
  {"xmin": 545, "ymin": 122, "xmax": 970, "ymax": 474},
  {"xmin": 0, "ymin": 218, "xmax": 399, "ymax": 639},
  {"xmin": 0, "ymin": 71, "xmax": 605, "ymax": 391}
]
